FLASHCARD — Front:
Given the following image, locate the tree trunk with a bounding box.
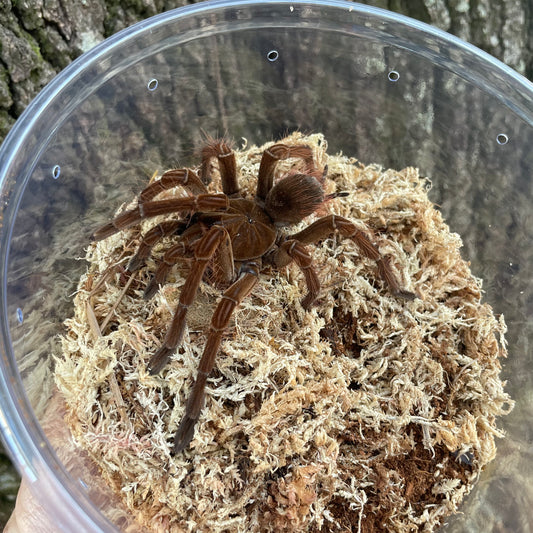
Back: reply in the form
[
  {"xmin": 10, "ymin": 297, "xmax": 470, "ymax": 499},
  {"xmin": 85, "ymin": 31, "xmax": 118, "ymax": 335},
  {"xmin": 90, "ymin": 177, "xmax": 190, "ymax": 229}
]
[
  {"xmin": 0, "ymin": 0, "xmax": 531, "ymax": 143},
  {"xmin": 0, "ymin": 0, "xmax": 531, "ymax": 528}
]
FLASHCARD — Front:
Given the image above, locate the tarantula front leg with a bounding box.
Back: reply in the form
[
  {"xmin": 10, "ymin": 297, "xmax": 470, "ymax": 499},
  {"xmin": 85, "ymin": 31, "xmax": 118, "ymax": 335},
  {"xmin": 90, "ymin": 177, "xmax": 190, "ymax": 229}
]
[
  {"xmin": 142, "ymin": 230, "xmax": 201, "ymax": 300},
  {"xmin": 290, "ymin": 215, "xmax": 416, "ymax": 299},
  {"xmin": 173, "ymin": 261, "xmax": 260, "ymax": 453},
  {"xmin": 200, "ymin": 138, "xmax": 239, "ymax": 196},
  {"xmin": 271, "ymin": 239, "xmax": 320, "ymax": 310},
  {"xmin": 147, "ymin": 225, "xmax": 231, "ymax": 375},
  {"xmin": 91, "ymin": 193, "xmax": 228, "ymax": 241},
  {"xmin": 139, "ymin": 168, "xmax": 208, "ymax": 202},
  {"xmin": 256, "ymin": 143, "xmax": 315, "ymax": 202}
]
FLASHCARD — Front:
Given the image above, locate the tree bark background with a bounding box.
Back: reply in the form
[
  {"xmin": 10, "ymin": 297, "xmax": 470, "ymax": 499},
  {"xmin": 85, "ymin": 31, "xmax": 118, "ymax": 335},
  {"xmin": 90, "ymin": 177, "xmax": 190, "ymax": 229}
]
[
  {"xmin": 0, "ymin": 0, "xmax": 532, "ymax": 143},
  {"xmin": 0, "ymin": 0, "xmax": 531, "ymax": 527}
]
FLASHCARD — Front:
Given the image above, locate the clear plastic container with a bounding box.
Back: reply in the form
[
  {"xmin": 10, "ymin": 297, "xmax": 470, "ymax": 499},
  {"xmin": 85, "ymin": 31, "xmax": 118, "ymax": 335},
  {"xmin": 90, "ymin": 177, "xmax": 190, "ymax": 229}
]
[{"xmin": 0, "ymin": 1, "xmax": 532, "ymax": 531}]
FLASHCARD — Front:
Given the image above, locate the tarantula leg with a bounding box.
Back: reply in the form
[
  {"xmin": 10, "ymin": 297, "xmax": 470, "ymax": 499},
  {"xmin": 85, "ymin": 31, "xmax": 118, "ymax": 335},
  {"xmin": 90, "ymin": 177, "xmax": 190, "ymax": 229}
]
[
  {"xmin": 273, "ymin": 240, "xmax": 320, "ymax": 310},
  {"xmin": 290, "ymin": 215, "xmax": 416, "ymax": 299},
  {"xmin": 91, "ymin": 194, "xmax": 228, "ymax": 241},
  {"xmin": 200, "ymin": 138, "xmax": 239, "ymax": 196},
  {"xmin": 210, "ymin": 232, "xmax": 235, "ymax": 286},
  {"xmin": 147, "ymin": 226, "xmax": 230, "ymax": 375},
  {"xmin": 143, "ymin": 241, "xmax": 193, "ymax": 300},
  {"xmin": 376, "ymin": 255, "xmax": 416, "ymax": 299},
  {"xmin": 127, "ymin": 220, "xmax": 188, "ymax": 272},
  {"xmin": 256, "ymin": 143, "xmax": 315, "ymax": 202},
  {"xmin": 139, "ymin": 168, "xmax": 208, "ymax": 202},
  {"xmin": 173, "ymin": 261, "xmax": 260, "ymax": 453},
  {"xmin": 143, "ymin": 222, "xmax": 229, "ymax": 298}
]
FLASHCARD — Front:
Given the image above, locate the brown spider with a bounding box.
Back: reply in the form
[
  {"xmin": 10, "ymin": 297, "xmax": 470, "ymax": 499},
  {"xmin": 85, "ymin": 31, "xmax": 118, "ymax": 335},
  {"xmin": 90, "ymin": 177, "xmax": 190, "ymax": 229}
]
[{"xmin": 92, "ymin": 138, "xmax": 415, "ymax": 453}]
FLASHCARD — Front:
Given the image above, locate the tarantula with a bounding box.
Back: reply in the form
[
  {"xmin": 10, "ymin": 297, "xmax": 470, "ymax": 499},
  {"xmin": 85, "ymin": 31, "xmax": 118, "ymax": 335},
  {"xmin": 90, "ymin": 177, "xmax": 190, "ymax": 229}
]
[{"xmin": 92, "ymin": 138, "xmax": 415, "ymax": 453}]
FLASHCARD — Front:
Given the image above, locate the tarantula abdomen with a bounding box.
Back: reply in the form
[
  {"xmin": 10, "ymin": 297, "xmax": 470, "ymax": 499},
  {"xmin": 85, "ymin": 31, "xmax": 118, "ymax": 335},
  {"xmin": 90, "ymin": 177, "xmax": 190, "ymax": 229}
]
[{"xmin": 264, "ymin": 172, "xmax": 325, "ymax": 225}]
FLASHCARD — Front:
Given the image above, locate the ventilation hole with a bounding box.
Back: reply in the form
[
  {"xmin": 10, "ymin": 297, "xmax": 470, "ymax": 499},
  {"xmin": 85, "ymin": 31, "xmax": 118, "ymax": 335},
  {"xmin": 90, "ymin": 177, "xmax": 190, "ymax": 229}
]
[
  {"xmin": 267, "ymin": 50, "xmax": 279, "ymax": 62},
  {"xmin": 496, "ymin": 133, "xmax": 509, "ymax": 145},
  {"xmin": 147, "ymin": 78, "xmax": 159, "ymax": 91},
  {"xmin": 52, "ymin": 165, "xmax": 61, "ymax": 179},
  {"xmin": 388, "ymin": 70, "xmax": 400, "ymax": 82},
  {"xmin": 16, "ymin": 308, "xmax": 23, "ymax": 324}
]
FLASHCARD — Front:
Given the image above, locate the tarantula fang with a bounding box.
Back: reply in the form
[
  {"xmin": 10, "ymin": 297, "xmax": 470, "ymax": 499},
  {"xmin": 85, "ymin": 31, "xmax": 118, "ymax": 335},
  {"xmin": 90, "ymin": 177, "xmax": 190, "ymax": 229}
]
[{"xmin": 92, "ymin": 138, "xmax": 415, "ymax": 453}]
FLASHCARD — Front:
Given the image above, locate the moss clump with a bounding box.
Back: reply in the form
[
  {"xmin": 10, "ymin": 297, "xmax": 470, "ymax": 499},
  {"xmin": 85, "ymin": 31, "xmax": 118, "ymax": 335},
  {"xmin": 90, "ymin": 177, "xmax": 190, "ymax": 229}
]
[{"xmin": 55, "ymin": 132, "xmax": 513, "ymax": 532}]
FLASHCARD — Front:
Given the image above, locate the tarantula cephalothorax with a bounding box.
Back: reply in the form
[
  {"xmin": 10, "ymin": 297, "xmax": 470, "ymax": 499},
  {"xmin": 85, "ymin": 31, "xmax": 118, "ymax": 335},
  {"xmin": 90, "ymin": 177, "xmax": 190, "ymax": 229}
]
[{"xmin": 92, "ymin": 138, "xmax": 415, "ymax": 453}]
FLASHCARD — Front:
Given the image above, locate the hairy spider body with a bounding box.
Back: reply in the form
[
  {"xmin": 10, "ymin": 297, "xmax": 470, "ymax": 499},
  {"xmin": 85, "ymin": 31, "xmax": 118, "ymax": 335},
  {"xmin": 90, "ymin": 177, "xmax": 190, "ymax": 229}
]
[
  {"xmin": 92, "ymin": 138, "xmax": 415, "ymax": 453},
  {"xmin": 202, "ymin": 198, "xmax": 277, "ymax": 259}
]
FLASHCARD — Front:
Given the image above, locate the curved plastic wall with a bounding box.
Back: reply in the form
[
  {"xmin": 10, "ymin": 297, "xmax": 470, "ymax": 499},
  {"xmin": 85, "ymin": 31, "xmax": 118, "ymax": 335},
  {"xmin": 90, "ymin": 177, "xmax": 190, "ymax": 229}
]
[{"xmin": 0, "ymin": 1, "xmax": 532, "ymax": 531}]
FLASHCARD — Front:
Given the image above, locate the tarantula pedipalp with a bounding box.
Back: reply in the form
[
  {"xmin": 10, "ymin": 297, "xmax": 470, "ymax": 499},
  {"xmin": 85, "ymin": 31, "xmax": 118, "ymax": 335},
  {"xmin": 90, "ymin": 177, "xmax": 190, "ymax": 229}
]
[{"xmin": 92, "ymin": 138, "xmax": 415, "ymax": 453}]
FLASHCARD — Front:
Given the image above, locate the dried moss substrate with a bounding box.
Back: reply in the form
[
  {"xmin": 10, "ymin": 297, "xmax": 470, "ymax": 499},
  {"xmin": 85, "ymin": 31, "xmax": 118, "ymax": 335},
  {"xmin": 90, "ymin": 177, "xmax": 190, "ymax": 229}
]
[{"xmin": 55, "ymin": 133, "xmax": 513, "ymax": 532}]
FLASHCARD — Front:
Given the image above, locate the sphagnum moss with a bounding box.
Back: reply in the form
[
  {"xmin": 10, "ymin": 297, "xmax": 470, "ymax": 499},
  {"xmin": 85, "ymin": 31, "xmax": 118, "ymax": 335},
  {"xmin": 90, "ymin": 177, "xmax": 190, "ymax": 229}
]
[{"xmin": 55, "ymin": 132, "xmax": 513, "ymax": 532}]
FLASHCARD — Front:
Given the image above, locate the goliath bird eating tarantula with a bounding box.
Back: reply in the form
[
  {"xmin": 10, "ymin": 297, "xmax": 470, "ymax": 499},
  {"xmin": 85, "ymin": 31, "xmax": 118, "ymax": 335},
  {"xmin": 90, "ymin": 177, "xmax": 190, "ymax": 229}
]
[{"xmin": 92, "ymin": 138, "xmax": 416, "ymax": 453}]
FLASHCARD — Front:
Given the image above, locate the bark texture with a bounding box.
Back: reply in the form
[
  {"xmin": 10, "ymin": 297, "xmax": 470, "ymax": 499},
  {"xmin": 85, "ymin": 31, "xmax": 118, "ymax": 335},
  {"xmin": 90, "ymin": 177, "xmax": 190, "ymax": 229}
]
[{"xmin": 0, "ymin": 0, "xmax": 531, "ymax": 143}]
